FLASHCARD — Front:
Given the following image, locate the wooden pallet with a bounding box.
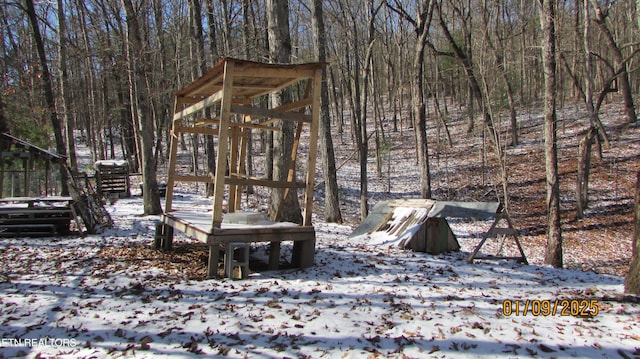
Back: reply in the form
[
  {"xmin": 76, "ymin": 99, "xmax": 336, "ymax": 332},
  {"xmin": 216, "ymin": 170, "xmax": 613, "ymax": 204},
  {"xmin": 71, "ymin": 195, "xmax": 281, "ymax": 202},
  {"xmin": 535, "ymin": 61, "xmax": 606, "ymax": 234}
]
[{"xmin": 96, "ymin": 163, "xmax": 130, "ymax": 197}]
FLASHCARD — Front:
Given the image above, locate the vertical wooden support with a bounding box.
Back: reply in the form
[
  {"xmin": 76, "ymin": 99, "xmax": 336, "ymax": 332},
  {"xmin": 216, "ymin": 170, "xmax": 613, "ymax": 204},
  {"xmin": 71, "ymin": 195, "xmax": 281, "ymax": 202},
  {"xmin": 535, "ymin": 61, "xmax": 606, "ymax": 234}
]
[
  {"xmin": 504, "ymin": 211, "xmax": 528, "ymax": 264},
  {"xmin": 165, "ymin": 96, "xmax": 181, "ymax": 212},
  {"xmin": 211, "ymin": 60, "xmax": 235, "ymax": 229},
  {"xmin": 23, "ymin": 156, "xmax": 30, "ymax": 196},
  {"xmin": 274, "ymin": 80, "xmax": 312, "ymax": 221},
  {"xmin": 228, "ymin": 125, "xmax": 240, "ymax": 212},
  {"xmin": 235, "ymin": 125, "xmax": 249, "ymax": 209},
  {"xmin": 302, "ymin": 69, "xmax": 322, "ymax": 226},
  {"xmin": 45, "ymin": 160, "xmax": 50, "ymax": 196}
]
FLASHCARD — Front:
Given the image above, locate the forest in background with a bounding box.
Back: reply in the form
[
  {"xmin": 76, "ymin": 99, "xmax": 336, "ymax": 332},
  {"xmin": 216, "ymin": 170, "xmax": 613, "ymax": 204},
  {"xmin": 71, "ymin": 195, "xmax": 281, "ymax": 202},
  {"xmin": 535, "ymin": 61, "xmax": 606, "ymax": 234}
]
[
  {"xmin": 1, "ymin": 0, "xmax": 639, "ymax": 287},
  {"xmin": 2, "ymin": 0, "xmax": 637, "ymax": 164}
]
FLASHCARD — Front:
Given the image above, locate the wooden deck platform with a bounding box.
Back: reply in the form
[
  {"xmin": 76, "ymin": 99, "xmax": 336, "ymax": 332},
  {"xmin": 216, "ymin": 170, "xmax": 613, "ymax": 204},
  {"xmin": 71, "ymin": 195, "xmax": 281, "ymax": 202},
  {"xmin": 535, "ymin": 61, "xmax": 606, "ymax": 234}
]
[{"xmin": 156, "ymin": 211, "xmax": 315, "ymax": 278}]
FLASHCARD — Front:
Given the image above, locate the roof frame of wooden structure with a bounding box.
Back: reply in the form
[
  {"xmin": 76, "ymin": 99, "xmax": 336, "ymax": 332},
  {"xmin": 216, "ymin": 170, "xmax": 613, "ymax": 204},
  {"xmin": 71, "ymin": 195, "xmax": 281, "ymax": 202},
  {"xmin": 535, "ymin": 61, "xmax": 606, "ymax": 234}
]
[{"xmin": 165, "ymin": 58, "xmax": 325, "ymax": 228}]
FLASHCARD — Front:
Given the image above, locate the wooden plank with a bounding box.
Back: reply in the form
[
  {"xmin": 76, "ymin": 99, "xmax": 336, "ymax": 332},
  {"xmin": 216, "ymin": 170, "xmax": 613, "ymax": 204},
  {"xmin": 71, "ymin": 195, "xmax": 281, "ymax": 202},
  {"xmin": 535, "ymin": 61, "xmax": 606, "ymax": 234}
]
[
  {"xmin": 234, "ymin": 126, "xmax": 249, "ymax": 209},
  {"xmin": 387, "ymin": 199, "xmax": 437, "ymax": 208},
  {"xmin": 274, "ymin": 80, "xmax": 310, "ymax": 221},
  {"xmin": 175, "ymin": 126, "xmax": 219, "ymax": 136},
  {"xmin": 230, "ymin": 105, "xmax": 311, "ymax": 123},
  {"xmin": 235, "ymin": 66, "xmax": 317, "ymax": 79},
  {"xmin": 471, "ymin": 255, "xmax": 526, "ymax": 262},
  {"xmin": 173, "ymin": 89, "xmax": 224, "ymax": 121},
  {"xmin": 228, "ymin": 126, "xmax": 240, "ymax": 212},
  {"xmin": 211, "ymin": 61, "xmax": 234, "ymax": 228},
  {"xmin": 486, "ymin": 227, "xmax": 516, "ymax": 237},
  {"xmin": 165, "ymin": 115, "xmax": 181, "ymax": 211},
  {"xmin": 303, "ymin": 69, "xmax": 323, "ymax": 226},
  {"xmin": 174, "ymin": 175, "xmax": 214, "ymax": 183},
  {"xmin": 225, "ymin": 176, "xmax": 306, "ymax": 188},
  {"xmin": 196, "ymin": 118, "xmax": 279, "ymax": 132},
  {"xmin": 0, "ymin": 208, "xmax": 73, "ymax": 215}
]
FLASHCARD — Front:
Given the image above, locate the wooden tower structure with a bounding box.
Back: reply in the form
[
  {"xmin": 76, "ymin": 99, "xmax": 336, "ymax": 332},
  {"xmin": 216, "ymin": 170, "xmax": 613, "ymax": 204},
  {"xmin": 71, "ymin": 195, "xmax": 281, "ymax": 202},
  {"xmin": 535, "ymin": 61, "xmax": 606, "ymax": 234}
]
[{"xmin": 156, "ymin": 58, "xmax": 325, "ymax": 278}]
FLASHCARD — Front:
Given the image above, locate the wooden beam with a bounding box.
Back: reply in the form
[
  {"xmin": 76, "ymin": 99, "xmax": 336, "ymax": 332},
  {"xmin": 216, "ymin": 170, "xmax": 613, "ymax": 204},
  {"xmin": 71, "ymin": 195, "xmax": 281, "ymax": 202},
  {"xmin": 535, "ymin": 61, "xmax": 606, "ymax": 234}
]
[
  {"xmin": 173, "ymin": 89, "xmax": 224, "ymax": 120},
  {"xmin": 165, "ymin": 100, "xmax": 181, "ymax": 211},
  {"xmin": 230, "ymin": 105, "xmax": 311, "ymax": 123},
  {"xmin": 235, "ymin": 66, "xmax": 316, "ymax": 79},
  {"xmin": 195, "ymin": 118, "xmax": 278, "ymax": 131},
  {"xmin": 303, "ymin": 69, "xmax": 323, "ymax": 226},
  {"xmin": 174, "ymin": 126, "xmax": 219, "ymax": 136},
  {"xmin": 225, "ymin": 176, "xmax": 306, "ymax": 188},
  {"xmin": 228, "ymin": 126, "xmax": 240, "ymax": 212},
  {"xmin": 174, "ymin": 175, "xmax": 214, "ymax": 183},
  {"xmin": 259, "ymin": 98, "xmax": 313, "ymax": 126},
  {"xmin": 211, "ymin": 61, "xmax": 234, "ymax": 228},
  {"xmin": 274, "ymin": 80, "xmax": 311, "ymax": 221}
]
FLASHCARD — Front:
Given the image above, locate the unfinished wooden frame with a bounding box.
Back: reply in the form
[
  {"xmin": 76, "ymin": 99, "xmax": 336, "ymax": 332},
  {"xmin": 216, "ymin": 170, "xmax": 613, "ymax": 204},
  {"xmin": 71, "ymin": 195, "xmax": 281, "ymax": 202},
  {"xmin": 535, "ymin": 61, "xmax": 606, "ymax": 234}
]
[{"xmin": 157, "ymin": 58, "xmax": 326, "ymax": 278}]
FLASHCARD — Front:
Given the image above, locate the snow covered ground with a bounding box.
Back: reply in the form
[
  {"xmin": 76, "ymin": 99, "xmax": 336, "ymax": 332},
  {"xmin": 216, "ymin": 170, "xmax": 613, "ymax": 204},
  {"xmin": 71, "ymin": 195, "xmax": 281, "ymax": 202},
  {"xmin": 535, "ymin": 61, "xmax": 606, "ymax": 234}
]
[
  {"xmin": 1, "ymin": 193, "xmax": 639, "ymax": 358},
  {"xmin": 2, "ymin": 99, "xmax": 640, "ymax": 358}
]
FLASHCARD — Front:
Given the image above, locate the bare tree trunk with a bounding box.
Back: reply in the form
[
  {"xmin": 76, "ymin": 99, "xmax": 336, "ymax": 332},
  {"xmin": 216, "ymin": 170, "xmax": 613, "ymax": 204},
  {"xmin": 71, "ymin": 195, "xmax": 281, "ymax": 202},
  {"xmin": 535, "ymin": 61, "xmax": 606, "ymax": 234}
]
[
  {"xmin": 413, "ymin": 28, "xmax": 431, "ymax": 199},
  {"xmin": 576, "ymin": 0, "xmax": 598, "ymax": 219},
  {"xmin": 539, "ymin": 0, "xmax": 563, "ymax": 268},
  {"xmin": 121, "ymin": 0, "xmax": 162, "ymax": 215},
  {"xmin": 356, "ymin": 1, "xmax": 381, "ymax": 218},
  {"xmin": 590, "ymin": 0, "xmax": 637, "ymax": 123},
  {"xmin": 435, "ymin": 3, "xmax": 499, "ymax": 151},
  {"xmin": 386, "ymin": 0, "xmax": 435, "ymax": 199},
  {"xmin": 481, "ymin": 0, "xmax": 519, "ymax": 146},
  {"xmin": 24, "ymin": 0, "xmax": 69, "ymax": 195},
  {"xmin": 625, "ymin": 171, "xmax": 640, "ymax": 295},
  {"xmin": 312, "ymin": 0, "xmax": 342, "ymax": 223},
  {"xmin": 57, "ymin": 0, "xmax": 77, "ymax": 172},
  {"xmin": 267, "ymin": 0, "xmax": 301, "ymax": 223},
  {"xmin": 576, "ymin": 128, "xmax": 596, "ymax": 218}
]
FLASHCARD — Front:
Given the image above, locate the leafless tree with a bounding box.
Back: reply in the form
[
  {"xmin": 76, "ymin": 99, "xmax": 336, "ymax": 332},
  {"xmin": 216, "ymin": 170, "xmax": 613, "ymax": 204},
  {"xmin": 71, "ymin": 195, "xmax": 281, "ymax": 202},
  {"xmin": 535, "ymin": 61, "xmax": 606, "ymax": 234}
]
[
  {"xmin": 121, "ymin": 0, "xmax": 162, "ymax": 214},
  {"xmin": 625, "ymin": 171, "xmax": 640, "ymax": 295},
  {"xmin": 311, "ymin": 0, "xmax": 342, "ymax": 223},
  {"xmin": 24, "ymin": 0, "xmax": 69, "ymax": 195},
  {"xmin": 539, "ymin": 0, "xmax": 563, "ymax": 268}
]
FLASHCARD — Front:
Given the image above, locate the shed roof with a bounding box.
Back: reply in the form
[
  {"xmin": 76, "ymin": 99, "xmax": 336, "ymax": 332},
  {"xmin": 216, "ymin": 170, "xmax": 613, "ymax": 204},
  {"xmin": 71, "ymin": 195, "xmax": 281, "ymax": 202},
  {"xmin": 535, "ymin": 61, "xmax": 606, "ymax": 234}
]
[
  {"xmin": 0, "ymin": 133, "xmax": 66, "ymax": 163},
  {"xmin": 174, "ymin": 57, "xmax": 327, "ymax": 105}
]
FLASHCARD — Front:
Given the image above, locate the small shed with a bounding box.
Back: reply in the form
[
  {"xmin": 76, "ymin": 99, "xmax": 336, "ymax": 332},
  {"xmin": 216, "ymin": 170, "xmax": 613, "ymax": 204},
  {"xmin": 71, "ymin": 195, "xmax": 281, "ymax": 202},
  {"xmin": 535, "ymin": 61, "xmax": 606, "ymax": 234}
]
[
  {"xmin": 155, "ymin": 58, "xmax": 326, "ymax": 278},
  {"xmin": 350, "ymin": 199, "xmax": 459, "ymax": 254},
  {"xmin": 0, "ymin": 133, "xmax": 75, "ymax": 236},
  {"xmin": 0, "ymin": 132, "xmax": 66, "ymax": 197},
  {"xmin": 351, "ymin": 199, "xmax": 527, "ymax": 264}
]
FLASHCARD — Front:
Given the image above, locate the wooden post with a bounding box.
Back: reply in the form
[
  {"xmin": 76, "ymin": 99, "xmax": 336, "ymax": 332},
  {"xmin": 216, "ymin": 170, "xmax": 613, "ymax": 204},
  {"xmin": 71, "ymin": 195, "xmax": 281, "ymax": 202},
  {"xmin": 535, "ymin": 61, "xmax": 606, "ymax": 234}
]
[
  {"xmin": 302, "ymin": 69, "xmax": 323, "ymax": 226},
  {"xmin": 165, "ymin": 96, "xmax": 181, "ymax": 212},
  {"xmin": 236, "ymin": 125, "xmax": 249, "ymax": 209},
  {"xmin": 228, "ymin": 125, "xmax": 240, "ymax": 212},
  {"xmin": 23, "ymin": 155, "xmax": 29, "ymax": 197},
  {"xmin": 211, "ymin": 60, "xmax": 235, "ymax": 229}
]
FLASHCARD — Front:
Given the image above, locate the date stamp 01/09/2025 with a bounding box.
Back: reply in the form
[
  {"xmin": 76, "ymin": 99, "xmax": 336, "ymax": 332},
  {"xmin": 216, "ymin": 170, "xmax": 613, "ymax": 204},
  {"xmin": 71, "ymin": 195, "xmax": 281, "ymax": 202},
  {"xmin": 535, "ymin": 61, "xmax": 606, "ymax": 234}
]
[{"xmin": 501, "ymin": 299, "xmax": 600, "ymax": 317}]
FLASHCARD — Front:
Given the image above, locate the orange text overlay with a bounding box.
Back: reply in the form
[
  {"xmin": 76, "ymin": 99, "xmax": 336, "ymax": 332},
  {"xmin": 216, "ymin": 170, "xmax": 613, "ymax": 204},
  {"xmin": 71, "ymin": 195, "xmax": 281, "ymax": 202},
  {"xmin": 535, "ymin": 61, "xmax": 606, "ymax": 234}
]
[{"xmin": 501, "ymin": 299, "xmax": 599, "ymax": 317}]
